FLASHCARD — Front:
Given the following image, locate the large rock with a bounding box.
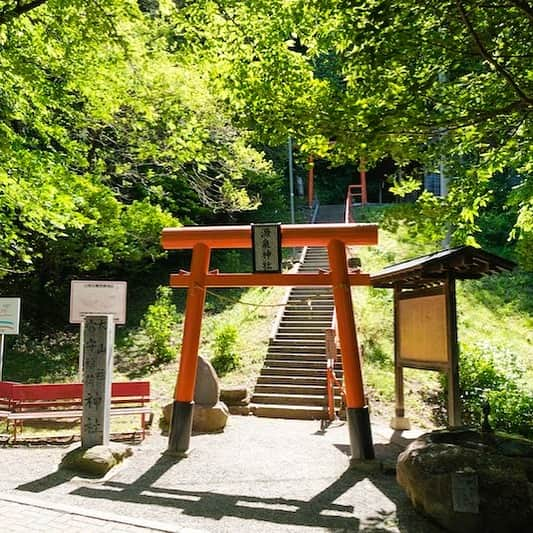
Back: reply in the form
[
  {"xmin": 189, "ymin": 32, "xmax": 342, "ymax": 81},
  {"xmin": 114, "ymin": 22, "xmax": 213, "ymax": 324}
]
[
  {"xmin": 61, "ymin": 443, "xmax": 133, "ymax": 477},
  {"xmin": 397, "ymin": 428, "xmax": 533, "ymax": 533},
  {"xmin": 193, "ymin": 401, "xmax": 229, "ymax": 433},
  {"xmin": 194, "ymin": 355, "xmax": 219, "ymax": 407}
]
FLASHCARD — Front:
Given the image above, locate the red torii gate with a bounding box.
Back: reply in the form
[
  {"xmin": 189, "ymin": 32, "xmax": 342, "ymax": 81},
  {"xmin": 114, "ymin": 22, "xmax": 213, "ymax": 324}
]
[{"xmin": 161, "ymin": 223, "xmax": 378, "ymax": 460}]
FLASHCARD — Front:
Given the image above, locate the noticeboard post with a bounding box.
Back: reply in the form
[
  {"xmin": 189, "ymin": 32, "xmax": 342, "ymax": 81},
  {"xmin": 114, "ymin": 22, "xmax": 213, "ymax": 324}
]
[
  {"xmin": 0, "ymin": 297, "xmax": 21, "ymax": 380},
  {"xmin": 70, "ymin": 281, "xmax": 126, "ymax": 380}
]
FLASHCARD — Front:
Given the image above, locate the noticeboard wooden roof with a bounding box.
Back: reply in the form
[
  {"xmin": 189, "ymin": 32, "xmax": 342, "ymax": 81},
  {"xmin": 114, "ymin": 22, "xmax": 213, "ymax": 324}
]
[{"xmin": 371, "ymin": 246, "xmax": 516, "ymax": 289}]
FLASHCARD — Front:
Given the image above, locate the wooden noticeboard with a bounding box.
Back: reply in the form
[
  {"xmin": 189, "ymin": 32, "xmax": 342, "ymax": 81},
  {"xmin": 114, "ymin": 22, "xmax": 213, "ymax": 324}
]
[
  {"xmin": 398, "ymin": 287, "xmax": 448, "ymax": 367},
  {"xmin": 394, "ymin": 281, "xmax": 460, "ymax": 427}
]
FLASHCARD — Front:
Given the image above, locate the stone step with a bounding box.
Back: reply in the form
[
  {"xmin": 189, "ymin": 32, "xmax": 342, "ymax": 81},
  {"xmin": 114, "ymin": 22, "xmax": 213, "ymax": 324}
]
[
  {"xmin": 281, "ymin": 314, "xmax": 333, "ymax": 321},
  {"xmin": 268, "ymin": 346, "xmax": 326, "ymax": 355},
  {"xmin": 260, "ymin": 367, "xmax": 331, "ymax": 378},
  {"xmin": 252, "ymin": 404, "xmax": 328, "ymax": 420},
  {"xmin": 263, "ymin": 359, "xmax": 343, "ymax": 370},
  {"xmin": 265, "ymin": 353, "xmax": 325, "ymax": 363},
  {"xmin": 287, "ymin": 297, "xmax": 334, "ymax": 304},
  {"xmin": 282, "ymin": 310, "xmax": 333, "ymax": 316},
  {"xmin": 254, "ymin": 383, "xmax": 341, "ymax": 396},
  {"xmin": 278, "ymin": 323, "xmax": 331, "ymax": 329},
  {"xmin": 285, "ymin": 303, "xmax": 334, "ymax": 309},
  {"xmin": 256, "ymin": 375, "xmax": 328, "ymax": 386},
  {"xmin": 273, "ymin": 331, "xmax": 326, "ymax": 346},
  {"xmin": 251, "ymin": 392, "xmax": 333, "ymax": 407},
  {"xmin": 272, "ymin": 335, "xmax": 326, "ymax": 342},
  {"xmin": 270, "ymin": 339, "xmax": 326, "ymax": 347}
]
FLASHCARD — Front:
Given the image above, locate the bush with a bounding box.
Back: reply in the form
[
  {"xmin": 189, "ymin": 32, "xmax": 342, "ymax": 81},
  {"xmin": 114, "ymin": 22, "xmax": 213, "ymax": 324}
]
[
  {"xmin": 210, "ymin": 324, "xmax": 240, "ymax": 376},
  {"xmin": 440, "ymin": 342, "xmax": 532, "ymax": 438},
  {"xmin": 140, "ymin": 286, "xmax": 179, "ymax": 365}
]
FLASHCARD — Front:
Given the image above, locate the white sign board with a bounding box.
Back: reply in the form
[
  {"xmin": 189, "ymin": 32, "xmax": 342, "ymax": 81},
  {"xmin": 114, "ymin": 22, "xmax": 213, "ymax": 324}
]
[
  {"xmin": 70, "ymin": 281, "xmax": 127, "ymax": 325},
  {"xmin": 0, "ymin": 298, "xmax": 21, "ymax": 334}
]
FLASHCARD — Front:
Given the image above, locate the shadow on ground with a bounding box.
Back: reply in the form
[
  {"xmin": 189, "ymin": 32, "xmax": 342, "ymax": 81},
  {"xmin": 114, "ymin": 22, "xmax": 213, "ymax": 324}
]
[{"xmin": 17, "ymin": 432, "xmax": 441, "ymax": 532}]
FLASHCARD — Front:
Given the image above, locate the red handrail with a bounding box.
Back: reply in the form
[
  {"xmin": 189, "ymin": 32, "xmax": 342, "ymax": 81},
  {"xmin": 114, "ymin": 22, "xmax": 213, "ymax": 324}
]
[{"xmin": 325, "ymin": 310, "xmax": 346, "ymax": 421}]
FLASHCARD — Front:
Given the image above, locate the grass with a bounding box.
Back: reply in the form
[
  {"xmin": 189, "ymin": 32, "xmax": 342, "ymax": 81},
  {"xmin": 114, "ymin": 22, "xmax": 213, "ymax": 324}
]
[{"xmin": 351, "ymin": 204, "xmax": 532, "ymax": 426}]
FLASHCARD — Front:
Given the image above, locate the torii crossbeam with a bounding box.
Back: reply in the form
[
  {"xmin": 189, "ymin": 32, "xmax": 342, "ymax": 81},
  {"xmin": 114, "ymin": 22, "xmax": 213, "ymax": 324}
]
[{"xmin": 161, "ymin": 223, "xmax": 378, "ymax": 460}]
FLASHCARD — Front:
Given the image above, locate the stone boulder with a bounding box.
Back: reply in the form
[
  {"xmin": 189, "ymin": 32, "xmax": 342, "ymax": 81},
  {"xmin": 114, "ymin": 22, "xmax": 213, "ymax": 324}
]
[
  {"xmin": 61, "ymin": 443, "xmax": 133, "ymax": 477},
  {"xmin": 397, "ymin": 428, "xmax": 533, "ymax": 533},
  {"xmin": 194, "ymin": 355, "xmax": 219, "ymax": 407},
  {"xmin": 193, "ymin": 401, "xmax": 229, "ymax": 433},
  {"xmin": 161, "ymin": 356, "xmax": 230, "ymax": 433}
]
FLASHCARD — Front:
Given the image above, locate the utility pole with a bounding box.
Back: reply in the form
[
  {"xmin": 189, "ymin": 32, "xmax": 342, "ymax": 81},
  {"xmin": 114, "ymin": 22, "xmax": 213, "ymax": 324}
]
[{"xmin": 288, "ymin": 136, "xmax": 295, "ymax": 224}]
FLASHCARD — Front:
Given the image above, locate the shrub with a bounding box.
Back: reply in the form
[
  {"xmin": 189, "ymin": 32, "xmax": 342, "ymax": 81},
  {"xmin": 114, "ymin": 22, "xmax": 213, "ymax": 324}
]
[
  {"xmin": 210, "ymin": 324, "xmax": 240, "ymax": 376},
  {"xmin": 440, "ymin": 342, "xmax": 532, "ymax": 438},
  {"xmin": 140, "ymin": 286, "xmax": 179, "ymax": 365}
]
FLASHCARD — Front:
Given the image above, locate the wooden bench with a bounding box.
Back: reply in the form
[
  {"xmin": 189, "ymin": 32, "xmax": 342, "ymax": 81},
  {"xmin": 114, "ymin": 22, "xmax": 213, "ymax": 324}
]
[
  {"xmin": 0, "ymin": 381, "xmax": 18, "ymax": 423},
  {"xmin": 7, "ymin": 381, "xmax": 152, "ymax": 441}
]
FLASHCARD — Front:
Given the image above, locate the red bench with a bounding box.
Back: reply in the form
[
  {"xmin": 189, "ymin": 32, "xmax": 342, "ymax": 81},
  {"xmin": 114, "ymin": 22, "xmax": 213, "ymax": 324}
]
[
  {"xmin": 6, "ymin": 381, "xmax": 152, "ymax": 441},
  {"xmin": 0, "ymin": 381, "xmax": 18, "ymax": 420}
]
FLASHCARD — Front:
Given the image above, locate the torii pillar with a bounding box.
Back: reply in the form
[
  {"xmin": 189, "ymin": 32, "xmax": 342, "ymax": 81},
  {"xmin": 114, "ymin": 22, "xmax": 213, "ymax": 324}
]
[{"xmin": 161, "ymin": 223, "xmax": 378, "ymax": 460}]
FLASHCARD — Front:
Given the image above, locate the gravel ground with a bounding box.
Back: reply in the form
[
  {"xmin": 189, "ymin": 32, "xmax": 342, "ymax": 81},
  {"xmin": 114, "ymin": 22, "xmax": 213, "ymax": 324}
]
[{"xmin": 0, "ymin": 416, "xmax": 441, "ymax": 532}]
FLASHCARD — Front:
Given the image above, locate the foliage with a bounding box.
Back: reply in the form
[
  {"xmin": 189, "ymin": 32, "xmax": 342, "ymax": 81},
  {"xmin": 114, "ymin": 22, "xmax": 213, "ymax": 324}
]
[
  {"xmin": 210, "ymin": 324, "xmax": 240, "ymax": 376},
  {"xmin": 440, "ymin": 343, "xmax": 532, "ymax": 438},
  {"xmin": 139, "ymin": 286, "xmax": 180, "ymax": 366},
  {"xmin": 0, "ymin": 0, "xmax": 283, "ymax": 286},
  {"xmin": 168, "ymin": 0, "xmax": 532, "ymax": 260},
  {"xmin": 5, "ymin": 332, "xmax": 78, "ymax": 383}
]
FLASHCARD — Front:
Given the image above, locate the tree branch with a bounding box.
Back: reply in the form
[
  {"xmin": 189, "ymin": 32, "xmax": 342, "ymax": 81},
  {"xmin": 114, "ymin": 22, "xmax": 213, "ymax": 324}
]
[
  {"xmin": 0, "ymin": 0, "xmax": 48, "ymax": 25},
  {"xmin": 454, "ymin": 0, "xmax": 532, "ymax": 106}
]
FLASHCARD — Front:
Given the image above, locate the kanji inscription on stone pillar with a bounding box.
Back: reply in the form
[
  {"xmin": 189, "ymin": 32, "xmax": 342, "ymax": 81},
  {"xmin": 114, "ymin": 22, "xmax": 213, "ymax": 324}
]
[{"xmin": 81, "ymin": 315, "xmax": 114, "ymax": 448}]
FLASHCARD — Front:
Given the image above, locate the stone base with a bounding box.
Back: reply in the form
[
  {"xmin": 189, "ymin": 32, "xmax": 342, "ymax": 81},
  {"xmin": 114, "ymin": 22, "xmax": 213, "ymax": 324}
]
[
  {"xmin": 193, "ymin": 401, "xmax": 229, "ymax": 433},
  {"xmin": 61, "ymin": 443, "xmax": 133, "ymax": 477},
  {"xmin": 390, "ymin": 416, "xmax": 411, "ymax": 430},
  {"xmin": 228, "ymin": 405, "xmax": 251, "ymax": 415}
]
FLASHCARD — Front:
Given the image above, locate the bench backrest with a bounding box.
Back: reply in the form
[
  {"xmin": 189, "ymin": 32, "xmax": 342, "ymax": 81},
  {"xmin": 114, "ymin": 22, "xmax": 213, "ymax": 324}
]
[
  {"xmin": 11, "ymin": 383, "xmax": 83, "ymax": 401},
  {"xmin": 0, "ymin": 381, "xmax": 18, "ymax": 397},
  {"xmin": 111, "ymin": 381, "xmax": 150, "ymax": 398},
  {"xmin": 10, "ymin": 381, "xmax": 150, "ymax": 402},
  {"xmin": 0, "ymin": 381, "xmax": 18, "ymax": 409}
]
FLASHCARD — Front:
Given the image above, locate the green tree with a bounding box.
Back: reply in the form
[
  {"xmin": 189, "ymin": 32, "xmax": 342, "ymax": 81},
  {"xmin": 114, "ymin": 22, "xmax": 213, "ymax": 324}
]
[{"xmin": 168, "ymin": 0, "xmax": 532, "ymax": 258}]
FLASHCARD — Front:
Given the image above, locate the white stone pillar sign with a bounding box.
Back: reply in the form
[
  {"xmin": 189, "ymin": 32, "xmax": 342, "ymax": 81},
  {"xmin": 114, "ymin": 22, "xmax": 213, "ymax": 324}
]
[{"xmin": 81, "ymin": 315, "xmax": 114, "ymax": 449}]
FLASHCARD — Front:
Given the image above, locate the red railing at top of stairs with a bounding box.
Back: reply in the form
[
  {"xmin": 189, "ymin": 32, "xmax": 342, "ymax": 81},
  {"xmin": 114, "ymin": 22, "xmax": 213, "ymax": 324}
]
[{"xmin": 345, "ymin": 182, "xmax": 368, "ymax": 224}]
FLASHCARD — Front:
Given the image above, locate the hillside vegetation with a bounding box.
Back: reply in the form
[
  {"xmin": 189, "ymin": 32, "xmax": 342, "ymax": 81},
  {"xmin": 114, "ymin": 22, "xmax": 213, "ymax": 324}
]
[{"xmin": 4, "ymin": 205, "xmax": 530, "ymax": 438}]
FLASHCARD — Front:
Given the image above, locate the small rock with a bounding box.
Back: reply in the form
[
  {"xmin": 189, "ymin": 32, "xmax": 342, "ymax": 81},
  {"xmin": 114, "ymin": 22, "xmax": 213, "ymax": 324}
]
[
  {"xmin": 220, "ymin": 386, "xmax": 249, "ymax": 405},
  {"xmin": 61, "ymin": 443, "xmax": 133, "ymax": 477},
  {"xmin": 193, "ymin": 401, "xmax": 229, "ymax": 433}
]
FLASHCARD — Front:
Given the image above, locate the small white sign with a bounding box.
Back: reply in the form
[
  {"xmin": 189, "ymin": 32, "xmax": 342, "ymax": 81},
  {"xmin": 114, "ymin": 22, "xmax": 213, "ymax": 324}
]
[
  {"xmin": 70, "ymin": 281, "xmax": 127, "ymax": 325},
  {"xmin": 0, "ymin": 298, "xmax": 21, "ymax": 334}
]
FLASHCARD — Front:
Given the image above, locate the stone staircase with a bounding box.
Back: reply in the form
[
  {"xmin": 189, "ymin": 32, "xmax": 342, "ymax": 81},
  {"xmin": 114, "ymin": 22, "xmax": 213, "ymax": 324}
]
[{"xmin": 251, "ymin": 246, "xmax": 343, "ymax": 419}]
